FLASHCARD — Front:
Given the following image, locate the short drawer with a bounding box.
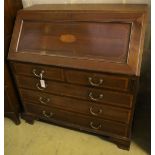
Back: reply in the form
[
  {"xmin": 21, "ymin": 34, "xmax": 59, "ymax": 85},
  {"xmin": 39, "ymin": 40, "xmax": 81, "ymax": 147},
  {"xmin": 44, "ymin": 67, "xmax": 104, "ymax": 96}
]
[
  {"xmin": 16, "ymin": 76, "xmax": 133, "ymax": 108},
  {"xmin": 65, "ymin": 69, "xmax": 130, "ymax": 91},
  {"xmin": 12, "ymin": 62, "xmax": 64, "ymax": 81},
  {"xmin": 19, "ymin": 89, "xmax": 131, "ymax": 124},
  {"xmin": 25, "ymin": 103, "xmax": 129, "ymax": 137}
]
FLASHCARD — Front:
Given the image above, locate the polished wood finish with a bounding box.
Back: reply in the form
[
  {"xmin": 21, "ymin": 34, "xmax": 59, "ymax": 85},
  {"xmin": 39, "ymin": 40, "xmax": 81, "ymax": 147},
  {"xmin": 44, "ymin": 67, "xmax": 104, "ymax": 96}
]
[
  {"xmin": 25, "ymin": 103, "xmax": 129, "ymax": 137},
  {"xmin": 15, "ymin": 75, "xmax": 133, "ymax": 108},
  {"xmin": 8, "ymin": 4, "xmax": 147, "ymax": 76},
  {"xmin": 19, "ymin": 89, "xmax": 131, "ymax": 124},
  {"xmin": 8, "ymin": 4, "xmax": 147, "ymax": 150},
  {"xmin": 4, "ymin": 64, "xmax": 20, "ymax": 124},
  {"xmin": 14, "ymin": 62, "xmax": 131, "ymax": 91},
  {"xmin": 17, "ymin": 21, "xmax": 131, "ymax": 64},
  {"xmin": 65, "ymin": 69, "xmax": 131, "ymax": 91},
  {"xmin": 4, "ymin": 0, "xmax": 22, "ymax": 124},
  {"xmin": 12, "ymin": 62, "xmax": 64, "ymax": 81}
]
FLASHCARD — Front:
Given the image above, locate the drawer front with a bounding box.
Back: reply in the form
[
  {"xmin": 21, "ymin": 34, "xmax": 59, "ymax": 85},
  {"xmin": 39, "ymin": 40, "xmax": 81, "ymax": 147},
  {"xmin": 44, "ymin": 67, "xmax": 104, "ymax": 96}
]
[
  {"xmin": 12, "ymin": 62, "xmax": 64, "ymax": 81},
  {"xmin": 25, "ymin": 103, "xmax": 128, "ymax": 137},
  {"xmin": 16, "ymin": 76, "xmax": 133, "ymax": 108},
  {"xmin": 19, "ymin": 89, "xmax": 131, "ymax": 124},
  {"xmin": 65, "ymin": 69, "xmax": 130, "ymax": 91}
]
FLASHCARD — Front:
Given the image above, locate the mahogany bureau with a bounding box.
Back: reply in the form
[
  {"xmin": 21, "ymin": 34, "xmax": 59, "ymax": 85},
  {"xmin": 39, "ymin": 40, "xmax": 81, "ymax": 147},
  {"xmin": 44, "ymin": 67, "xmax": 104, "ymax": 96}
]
[{"xmin": 8, "ymin": 4, "xmax": 147, "ymax": 150}]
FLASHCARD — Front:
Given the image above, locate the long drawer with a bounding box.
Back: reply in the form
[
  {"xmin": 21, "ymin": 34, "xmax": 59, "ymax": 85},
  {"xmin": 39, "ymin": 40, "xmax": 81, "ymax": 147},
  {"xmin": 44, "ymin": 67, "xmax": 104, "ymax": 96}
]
[
  {"xmin": 19, "ymin": 89, "xmax": 131, "ymax": 124},
  {"xmin": 16, "ymin": 76, "xmax": 133, "ymax": 108},
  {"xmin": 24, "ymin": 103, "xmax": 129, "ymax": 137},
  {"xmin": 65, "ymin": 69, "xmax": 130, "ymax": 91},
  {"xmin": 12, "ymin": 62, "xmax": 64, "ymax": 81}
]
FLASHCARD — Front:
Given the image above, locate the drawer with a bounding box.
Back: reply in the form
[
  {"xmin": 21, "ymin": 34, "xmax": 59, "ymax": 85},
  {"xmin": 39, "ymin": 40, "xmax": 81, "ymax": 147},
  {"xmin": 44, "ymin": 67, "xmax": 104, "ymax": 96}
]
[
  {"xmin": 16, "ymin": 76, "xmax": 133, "ymax": 108},
  {"xmin": 65, "ymin": 69, "xmax": 130, "ymax": 91},
  {"xmin": 12, "ymin": 62, "xmax": 64, "ymax": 81},
  {"xmin": 25, "ymin": 103, "xmax": 129, "ymax": 137},
  {"xmin": 19, "ymin": 89, "xmax": 131, "ymax": 124}
]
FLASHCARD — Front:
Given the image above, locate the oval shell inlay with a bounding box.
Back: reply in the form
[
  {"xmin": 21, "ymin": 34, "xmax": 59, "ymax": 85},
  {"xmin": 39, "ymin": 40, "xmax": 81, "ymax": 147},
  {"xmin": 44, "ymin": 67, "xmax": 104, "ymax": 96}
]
[{"xmin": 60, "ymin": 34, "xmax": 76, "ymax": 43}]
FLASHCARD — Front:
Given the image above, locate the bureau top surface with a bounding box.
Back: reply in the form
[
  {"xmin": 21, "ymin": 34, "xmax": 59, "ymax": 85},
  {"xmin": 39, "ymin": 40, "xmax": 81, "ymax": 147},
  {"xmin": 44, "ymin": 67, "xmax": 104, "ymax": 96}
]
[
  {"xmin": 24, "ymin": 4, "xmax": 147, "ymax": 12},
  {"xmin": 8, "ymin": 4, "xmax": 148, "ymax": 76}
]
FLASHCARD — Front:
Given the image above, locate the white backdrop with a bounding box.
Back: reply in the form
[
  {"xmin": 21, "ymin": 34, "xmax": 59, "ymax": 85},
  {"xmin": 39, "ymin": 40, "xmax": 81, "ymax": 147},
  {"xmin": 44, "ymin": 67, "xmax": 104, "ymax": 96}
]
[{"xmin": 22, "ymin": 0, "xmax": 149, "ymax": 8}]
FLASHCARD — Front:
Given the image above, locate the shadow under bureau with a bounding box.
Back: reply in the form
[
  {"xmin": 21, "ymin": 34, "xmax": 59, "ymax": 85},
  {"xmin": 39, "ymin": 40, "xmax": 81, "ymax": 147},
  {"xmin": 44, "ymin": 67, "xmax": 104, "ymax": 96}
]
[{"xmin": 8, "ymin": 4, "xmax": 147, "ymax": 150}]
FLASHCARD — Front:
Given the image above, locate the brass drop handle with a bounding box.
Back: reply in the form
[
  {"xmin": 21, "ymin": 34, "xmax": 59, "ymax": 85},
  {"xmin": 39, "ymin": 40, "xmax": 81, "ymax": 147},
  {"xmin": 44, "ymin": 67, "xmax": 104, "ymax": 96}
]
[
  {"xmin": 39, "ymin": 97, "xmax": 50, "ymax": 105},
  {"xmin": 36, "ymin": 83, "xmax": 47, "ymax": 90},
  {"xmin": 33, "ymin": 69, "xmax": 45, "ymax": 77},
  {"xmin": 89, "ymin": 92, "xmax": 103, "ymax": 101},
  {"xmin": 89, "ymin": 106, "xmax": 102, "ymax": 116},
  {"xmin": 90, "ymin": 122, "xmax": 101, "ymax": 130},
  {"xmin": 88, "ymin": 77, "xmax": 103, "ymax": 87},
  {"xmin": 42, "ymin": 110, "xmax": 53, "ymax": 118}
]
